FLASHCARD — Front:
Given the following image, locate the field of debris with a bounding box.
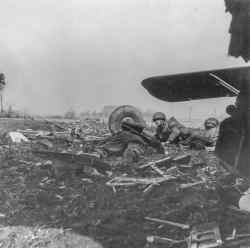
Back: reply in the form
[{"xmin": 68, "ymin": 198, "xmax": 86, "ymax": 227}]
[{"xmin": 0, "ymin": 118, "xmax": 250, "ymax": 248}]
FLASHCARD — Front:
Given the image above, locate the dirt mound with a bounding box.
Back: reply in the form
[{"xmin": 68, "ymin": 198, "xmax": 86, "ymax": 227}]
[
  {"xmin": 0, "ymin": 118, "xmax": 250, "ymax": 248},
  {"xmin": 0, "ymin": 226, "xmax": 102, "ymax": 248}
]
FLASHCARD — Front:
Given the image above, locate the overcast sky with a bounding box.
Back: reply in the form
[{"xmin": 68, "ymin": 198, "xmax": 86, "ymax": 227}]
[{"xmin": 0, "ymin": 0, "xmax": 249, "ymax": 118}]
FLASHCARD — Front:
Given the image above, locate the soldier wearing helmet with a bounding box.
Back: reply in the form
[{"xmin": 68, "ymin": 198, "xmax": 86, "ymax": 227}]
[
  {"xmin": 153, "ymin": 111, "xmax": 220, "ymax": 149},
  {"xmin": 152, "ymin": 112, "xmax": 184, "ymax": 144},
  {"xmin": 177, "ymin": 117, "xmax": 219, "ymax": 150},
  {"xmin": 152, "ymin": 112, "xmax": 170, "ymax": 142},
  {"xmin": 203, "ymin": 117, "xmax": 219, "ymax": 147},
  {"xmin": 204, "ymin": 117, "xmax": 219, "ymax": 130}
]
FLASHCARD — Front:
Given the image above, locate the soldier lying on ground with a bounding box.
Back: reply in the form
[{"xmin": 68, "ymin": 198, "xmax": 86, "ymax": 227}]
[
  {"xmin": 152, "ymin": 112, "xmax": 219, "ymax": 149},
  {"xmin": 181, "ymin": 117, "xmax": 219, "ymax": 149}
]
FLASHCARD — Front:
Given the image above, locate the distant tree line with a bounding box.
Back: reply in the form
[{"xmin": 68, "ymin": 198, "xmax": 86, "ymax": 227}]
[{"xmin": 44, "ymin": 106, "xmax": 157, "ymax": 120}]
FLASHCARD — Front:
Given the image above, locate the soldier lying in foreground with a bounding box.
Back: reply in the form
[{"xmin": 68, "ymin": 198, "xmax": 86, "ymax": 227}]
[{"xmin": 152, "ymin": 112, "xmax": 219, "ymax": 149}]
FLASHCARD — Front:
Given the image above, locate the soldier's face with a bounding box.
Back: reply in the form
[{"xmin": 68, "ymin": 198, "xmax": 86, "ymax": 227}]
[
  {"xmin": 205, "ymin": 123, "xmax": 214, "ymax": 130},
  {"xmin": 154, "ymin": 119, "xmax": 165, "ymax": 128}
]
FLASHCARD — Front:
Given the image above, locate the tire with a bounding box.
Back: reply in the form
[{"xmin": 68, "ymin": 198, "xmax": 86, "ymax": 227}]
[{"xmin": 108, "ymin": 105, "xmax": 146, "ymax": 134}]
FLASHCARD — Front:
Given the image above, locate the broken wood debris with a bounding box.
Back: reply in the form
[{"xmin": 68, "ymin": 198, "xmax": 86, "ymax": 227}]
[
  {"xmin": 1, "ymin": 117, "xmax": 250, "ymax": 248},
  {"xmin": 145, "ymin": 216, "xmax": 190, "ymax": 230},
  {"xmin": 106, "ymin": 176, "xmax": 176, "ymax": 187},
  {"xmin": 227, "ymin": 205, "xmax": 250, "ymax": 215},
  {"xmin": 146, "ymin": 222, "xmax": 224, "ymax": 248},
  {"xmin": 146, "ymin": 219, "xmax": 250, "ymax": 248},
  {"xmin": 139, "ymin": 156, "xmax": 172, "ymax": 169},
  {"xmin": 179, "ymin": 181, "xmax": 205, "ymax": 190},
  {"xmin": 146, "ymin": 235, "xmax": 186, "ymax": 245},
  {"xmin": 187, "ymin": 222, "xmax": 222, "ymax": 248},
  {"xmin": 172, "ymin": 154, "xmax": 191, "ymax": 164},
  {"xmin": 226, "ymin": 228, "xmax": 250, "ymax": 241},
  {"xmin": 139, "ymin": 153, "xmax": 191, "ymax": 171}
]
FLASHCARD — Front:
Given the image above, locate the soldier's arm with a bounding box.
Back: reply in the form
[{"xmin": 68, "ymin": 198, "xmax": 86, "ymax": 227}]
[
  {"xmin": 167, "ymin": 127, "xmax": 181, "ymax": 143},
  {"xmin": 192, "ymin": 132, "xmax": 214, "ymax": 145}
]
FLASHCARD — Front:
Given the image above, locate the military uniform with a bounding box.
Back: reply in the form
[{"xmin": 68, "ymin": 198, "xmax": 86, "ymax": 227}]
[
  {"xmin": 154, "ymin": 117, "xmax": 189, "ymax": 144},
  {"xmin": 155, "ymin": 123, "xmax": 170, "ymax": 142},
  {"xmin": 167, "ymin": 117, "xmax": 189, "ymax": 144},
  {"xmin": 165, "ymin": 117, "xmax": 219, "ymax": 149}
]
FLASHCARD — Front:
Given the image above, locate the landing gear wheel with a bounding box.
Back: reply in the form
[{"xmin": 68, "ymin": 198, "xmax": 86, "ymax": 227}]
[{"xmin": 108, "ymin": 105, "xmax": 146, "ymax": 134}]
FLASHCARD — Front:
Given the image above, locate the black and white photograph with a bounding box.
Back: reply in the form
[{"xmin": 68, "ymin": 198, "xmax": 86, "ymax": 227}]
[{"xmin": 0, "ymin": 0, "xmax": 250, "ymax": 247}]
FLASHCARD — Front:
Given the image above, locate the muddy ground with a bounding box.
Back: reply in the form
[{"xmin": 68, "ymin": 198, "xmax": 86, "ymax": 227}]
[{"xmin": 0, "ymin": 118, "xmax": 250, "ymax": 248}]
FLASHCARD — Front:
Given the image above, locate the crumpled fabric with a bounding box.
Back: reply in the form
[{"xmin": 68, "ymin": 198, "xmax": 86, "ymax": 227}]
[{"xmin": 225, "ymin": 0, "xmax": 250, "ymax": 62}]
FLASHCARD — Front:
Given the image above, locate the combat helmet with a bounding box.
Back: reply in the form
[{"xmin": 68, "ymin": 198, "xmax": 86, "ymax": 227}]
[{"xmin": 152, "ymin": 112, "xmax": 166, "ymax": 122}]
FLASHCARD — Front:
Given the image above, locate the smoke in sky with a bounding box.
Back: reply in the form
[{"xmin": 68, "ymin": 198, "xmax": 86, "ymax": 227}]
[{"xmin": 0, "ymin": 0, "xmax": 248, "ymax": 117}]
